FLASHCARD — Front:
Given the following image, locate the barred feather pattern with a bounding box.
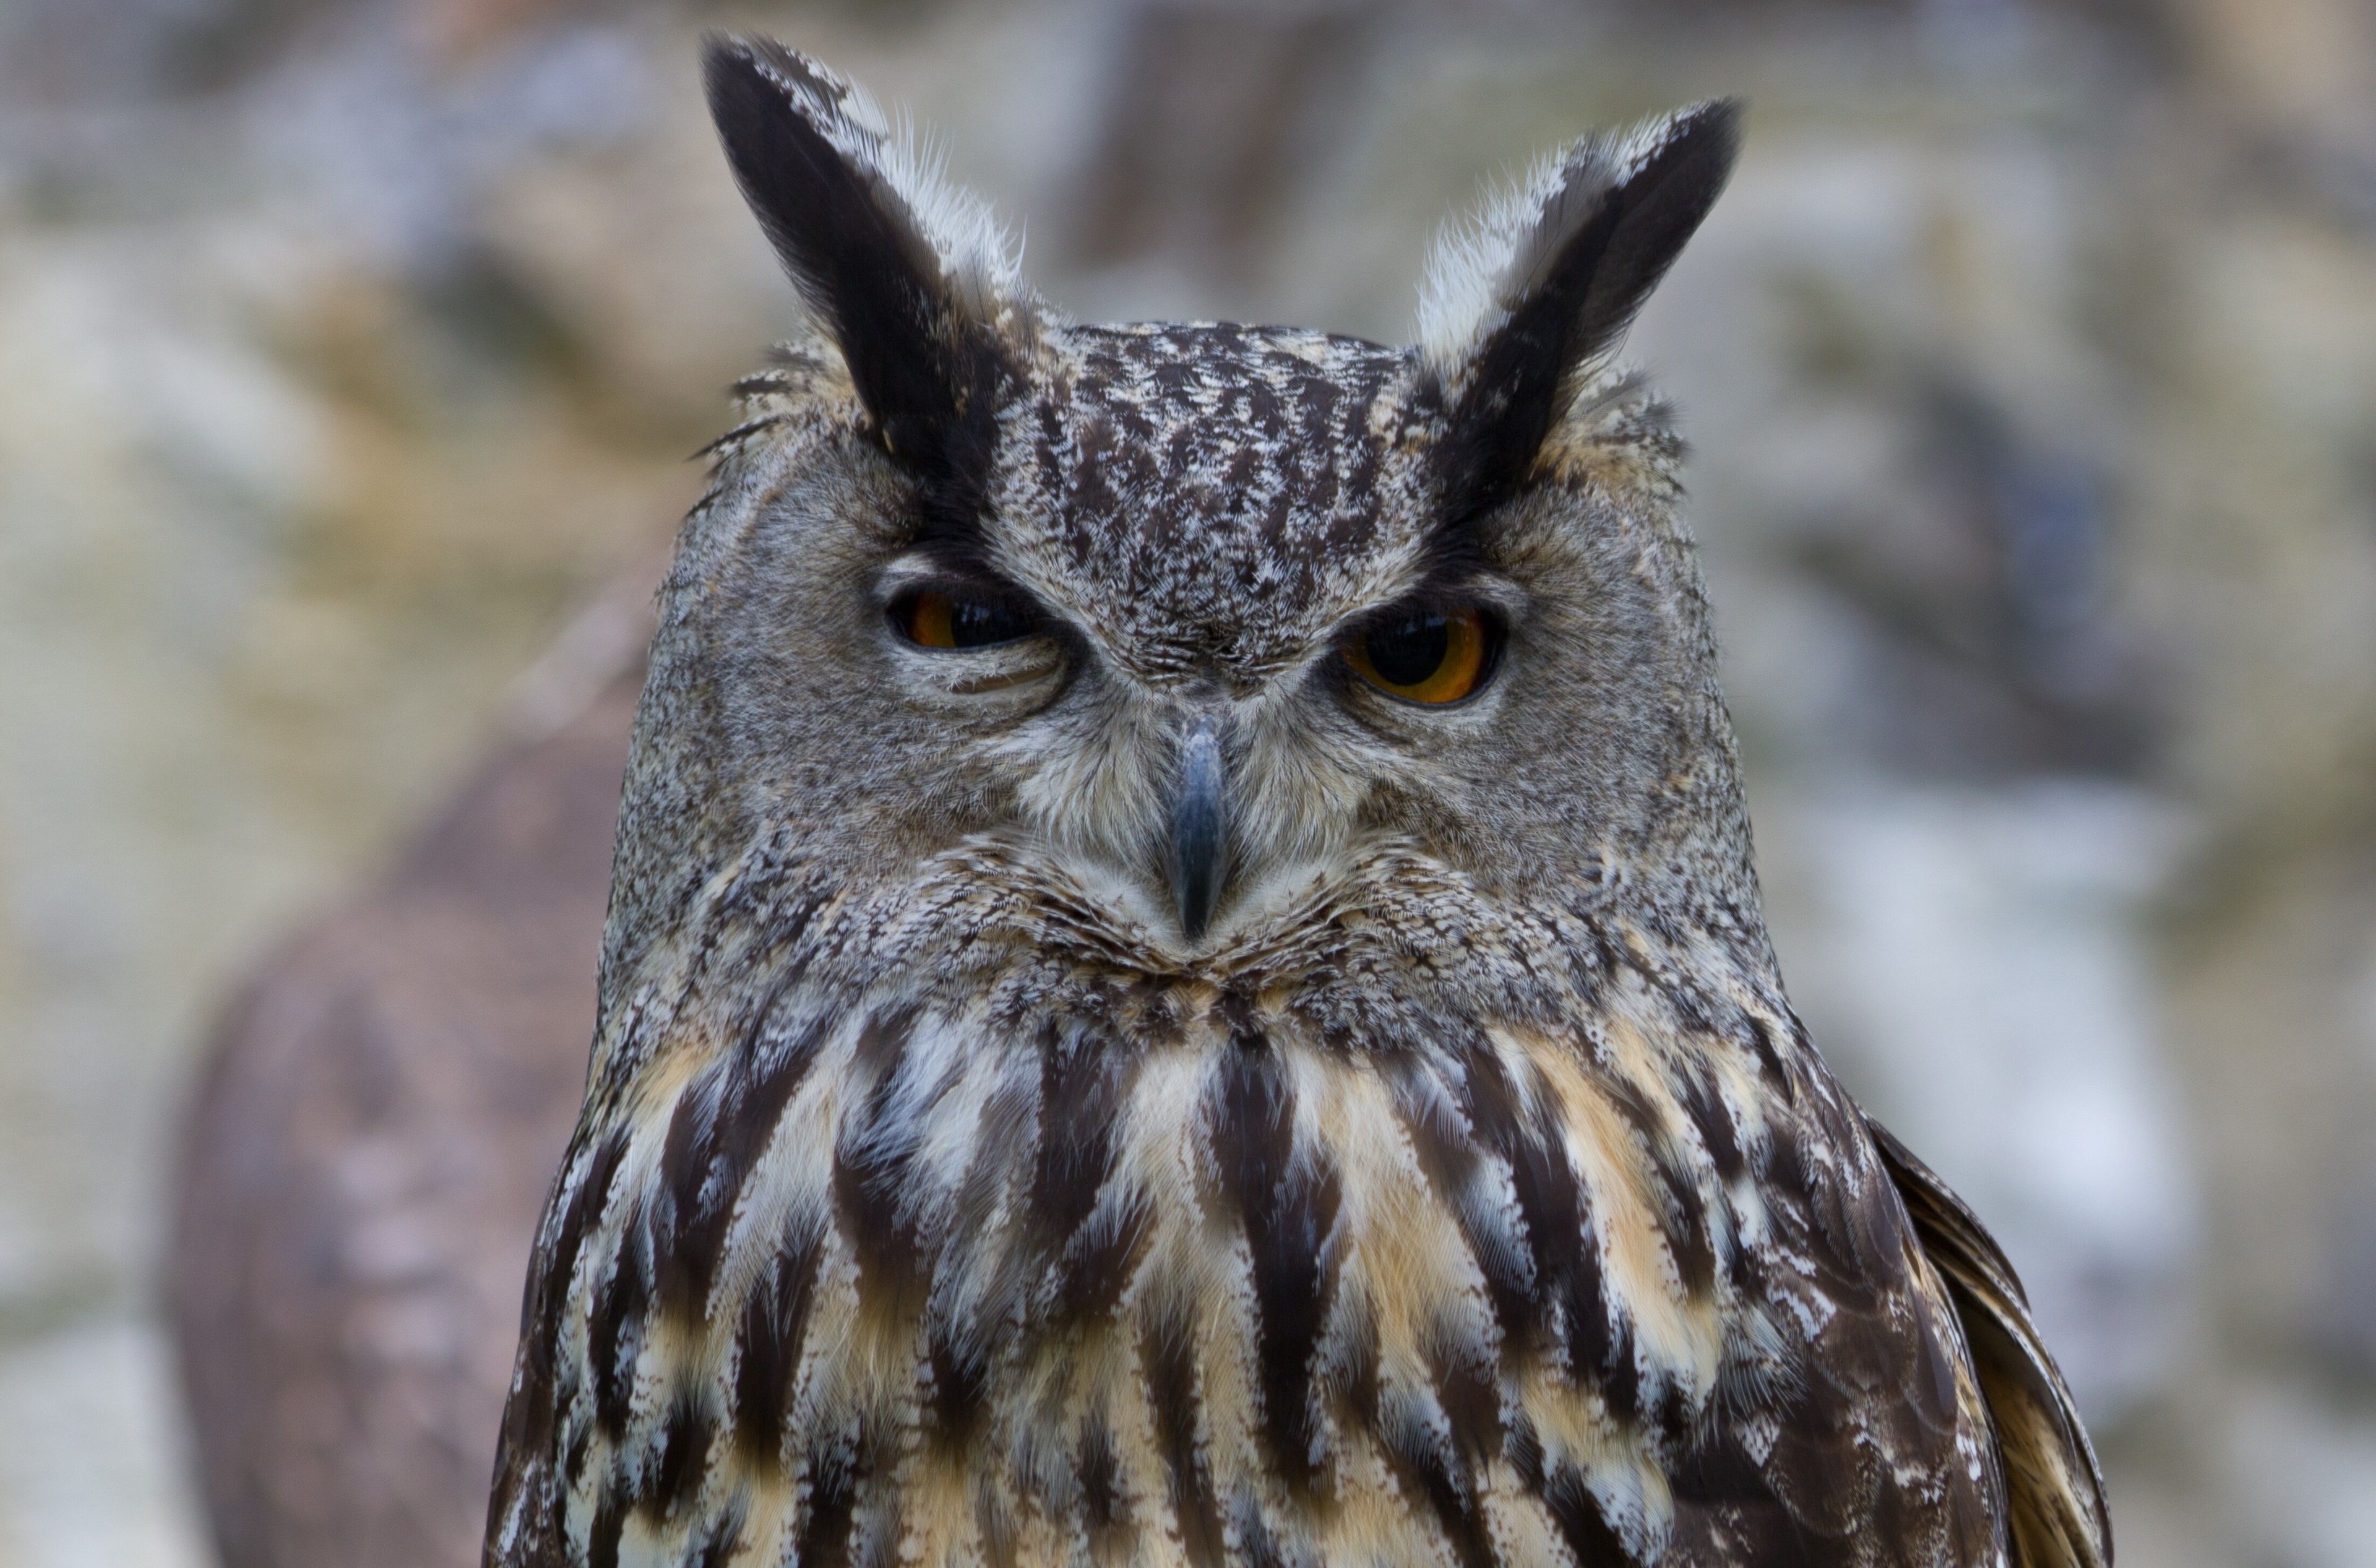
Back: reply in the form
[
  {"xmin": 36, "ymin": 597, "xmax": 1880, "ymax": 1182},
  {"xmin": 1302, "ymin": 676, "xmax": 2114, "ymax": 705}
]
[{"xmin": 486, "ymin": 829, "xmax": 2010, "ymax": 1567}]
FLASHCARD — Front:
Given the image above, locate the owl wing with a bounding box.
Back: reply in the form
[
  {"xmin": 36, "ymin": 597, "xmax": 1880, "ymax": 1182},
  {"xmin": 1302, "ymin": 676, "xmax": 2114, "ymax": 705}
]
[{"xmin": 1865, "ymin": 1117, "xmax": 2113, "ymax": 1568}]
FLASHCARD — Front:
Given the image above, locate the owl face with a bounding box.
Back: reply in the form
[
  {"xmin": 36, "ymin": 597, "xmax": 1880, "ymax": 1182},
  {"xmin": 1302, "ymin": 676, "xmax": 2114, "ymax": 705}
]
[
  {"xmin": 899, "ymin": 321, "xmax": 1485, "ymax": 944},
  {"xmin": 679, "ymin": 41, "xmax": 1742, "ymax": 958}
]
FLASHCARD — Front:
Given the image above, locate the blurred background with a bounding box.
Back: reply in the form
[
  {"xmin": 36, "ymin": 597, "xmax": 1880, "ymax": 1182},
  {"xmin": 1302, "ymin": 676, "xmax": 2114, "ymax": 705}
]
[{"xmin": 3, "ymin": 0, "xmax": 2376, "ymax": 1562}]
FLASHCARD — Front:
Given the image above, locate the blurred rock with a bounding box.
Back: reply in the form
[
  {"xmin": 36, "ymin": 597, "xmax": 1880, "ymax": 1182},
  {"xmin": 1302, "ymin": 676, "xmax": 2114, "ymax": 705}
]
[
  {"xmin": 2318, "ymin": 1158, "xmax": 2376, "ymax": 1381},
  {"xmin": 0, "ymin": 1318, "xmax": 208, "ymax": 1568},
  {"xmin": 2222, "ymin": 1377, "xmax": 2376, "ymax": 1568},
  {"xmin": 1064, "ymin": 0, "xmax": 1375, "ymax": 294}
]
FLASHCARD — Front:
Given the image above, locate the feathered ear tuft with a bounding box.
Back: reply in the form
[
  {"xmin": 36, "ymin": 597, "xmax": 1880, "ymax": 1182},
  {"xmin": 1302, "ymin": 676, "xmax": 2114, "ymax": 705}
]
[
  {"xmin": 1419, "ymin": 98, "xmax": 1741, "ymax": 522},
  {"xmin": 703, "ymin": 35, "xmax": 1044, "ymax": 493}
]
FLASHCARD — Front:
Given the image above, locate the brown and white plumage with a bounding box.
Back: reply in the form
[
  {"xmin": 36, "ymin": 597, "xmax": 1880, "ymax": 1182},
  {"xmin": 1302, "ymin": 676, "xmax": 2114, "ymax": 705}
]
[{"xmin": 484, "ymin": 38, "xmax": 2109, "ymax": 1568}]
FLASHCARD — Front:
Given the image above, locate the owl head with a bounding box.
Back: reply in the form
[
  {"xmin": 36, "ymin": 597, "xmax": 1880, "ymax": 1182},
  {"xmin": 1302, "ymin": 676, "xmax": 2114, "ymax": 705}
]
[{"xmin": 609, "ymin": 37, "xmax": 1748, "ymax": 986}]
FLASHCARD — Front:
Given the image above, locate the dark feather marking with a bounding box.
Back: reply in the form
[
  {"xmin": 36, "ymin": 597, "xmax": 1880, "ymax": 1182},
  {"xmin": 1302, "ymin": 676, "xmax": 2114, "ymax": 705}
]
[
  {"xmin": 1744, "ymin": 1012, "xmax": 1797, "ymax": 1098},
  {"xmin": 1601, "ymin": 1074, "xmax": 1717, "ymax": 1297},
  {"xmin": 588, "ymin": 1215, "xmax": 653, "ymax": 1441},
  {"xmin": 1213, "ymin": 988, "xmax": 1260, "ymax": 1041},
  {"xmin": 1035, "ymin": 1022, "xmax": 1152, "ymax": 1325},
  {"xmin": 1655, "ymin": 971, "xmax": 1720, "ymax": 1039},
  {"xmin": 651, "ymin": 1090, "xmax": 726, "ymax": 1325},
  {"xmin": 1597, "ymin": 1309, "xmax": 1643, "ymax": 1426},
  {"xmin": 1402, "ymin": 374, "xmax": 1494, "ymax": 589},
  {"xmin": 1390, "ymin": 1048, "xmax": 1541, "ymax": 1352},
  {"xmin": 507, "ymin": 1127, "xmax": 627, "ymax": 1468},
  {"xmin": 796, "ymin": 1431, "xmax": 862, "ymax": 1568},
  {"xmin": 1909, "ymin": 1285, "xmax": 1961, "ymax": 1428},
  {"xmin": 691, "ymin": 413, "xmax": 793, "ymax": 460},
  {"xmin": 1757, "ymin": 1113, "xmax": 1816, "ymax": 1225},
  {"xmin": 1031, "ymin": 1022, "xmax": 1113, "ymax": 1240},
  {"xmin": 1792, "ymin": 1125, "xmax": 1896, "ymax": 1298},
  {"xmin": 1208, "ymin": 1029, "xmax": 1343, "ymax": 1494},
  {"xmin": 1144, "ymin": 1309, "xmax": 1225, "ymax": 1568},
  {"xmin": 1671, "ymin": 1431, "xmax": 1828, "ymax": 1566},
  {"xmin": 686, "ymin": 1502, "xmax": 748, "ymax": 1568},
  {"xmin": 1427, "ymin": 1326, "xmax": 1504, "ymax": 1465},
  {"xmin": 832, "ymin": 1008, "xmax": 929, "ymax": 1319},
  {"xmin": 1233, "ymin": 1484, "xmax": 1295, "ymax": 1568},
  {"xmin": 1460, "ymin": 1046, "xmax": 1629, "ymax": 1411},
  {"xmin": 1750, "ymin": 1019, "xmax": 1794, "ymax": 1097},
  {"xmin": 1057, "ymin": 1186, "xmax": 1155, "ymax": 1327},
  {"xmin": 1377, "ymin": 1391, "xmax": 1494, "ymax": 1568},
  {"xmin": 640, "ymin": 1389, "xmax": 714, "ymax": 1522},
  {"xmin": 1505, "ymin": 1410, "xmax": 1546, "ymax": 1493},
  {"xmin": 653, "ymin": 998, "xmax": 827, "ymax": 1324},
  {"xmin": 564, "ymin": 1415, "xmax": 595, "ymax": 1488},
  {"xmin": 1078, "ymin": 1413, "xmax": 1124, "ymax": 1541},
  {"xmin": 926, "ymin": 1309, "xmax": 990, "ymax": 1450},
  {"xmin": 1332, "ymin": 1311, "xmax": 1382, "ymax": 1436},
  {"xmin": 535, "ymin": 1131, "xmax": 627, "ymax": 1338},
  {"xmin": 1539, "ymin": 1465, "xmax": 1630, "ymax": 1568},
  {"xmin": 1676, "ymin": 1062, "xmax": 1745, "ymax": 1186},
  {"xmin": 732, "ymin": 1228, "xmax": 823, "ymax": 1463}
]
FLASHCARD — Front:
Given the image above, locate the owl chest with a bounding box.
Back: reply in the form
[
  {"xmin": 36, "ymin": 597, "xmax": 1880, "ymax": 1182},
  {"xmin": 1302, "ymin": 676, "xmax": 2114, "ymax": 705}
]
[
  {"xmin": 661, "ymin": 1003, "xmax": 1756, "ymax": 1491},
  {"xmin": 542, "ymin": 989, "xmax": 2006, "ymax": 1567}
]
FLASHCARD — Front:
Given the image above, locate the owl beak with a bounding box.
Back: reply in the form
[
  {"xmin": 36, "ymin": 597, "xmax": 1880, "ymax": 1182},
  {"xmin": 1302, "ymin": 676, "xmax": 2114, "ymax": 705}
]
[{"xmin": 1168, "ymin": 717, "xmax": 1229, "ymax": 942}]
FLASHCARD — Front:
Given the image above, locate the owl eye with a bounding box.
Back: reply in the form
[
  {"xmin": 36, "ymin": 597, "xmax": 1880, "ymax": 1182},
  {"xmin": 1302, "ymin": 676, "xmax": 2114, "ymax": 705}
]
[
  {"xmin": 894, "ymin": 588, "xmax": 1041, "ymax": 650},
  {"xmin": 1342, "ymin": 605, "xmax": 1500, "ymax": 705}
]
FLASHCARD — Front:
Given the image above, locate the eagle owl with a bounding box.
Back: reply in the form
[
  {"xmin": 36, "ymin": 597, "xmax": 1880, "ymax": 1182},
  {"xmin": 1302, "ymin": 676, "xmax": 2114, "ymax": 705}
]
[{"xmin": 486, "ymin": 37, "xmax": 2111, "ymax": 1568}]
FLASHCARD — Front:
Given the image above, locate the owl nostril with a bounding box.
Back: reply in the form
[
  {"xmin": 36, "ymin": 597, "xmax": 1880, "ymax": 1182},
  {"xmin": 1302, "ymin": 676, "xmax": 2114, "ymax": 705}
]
[{"xmin": 1168, "ymin": 718, "xmax": 1229, "ymax": 942}]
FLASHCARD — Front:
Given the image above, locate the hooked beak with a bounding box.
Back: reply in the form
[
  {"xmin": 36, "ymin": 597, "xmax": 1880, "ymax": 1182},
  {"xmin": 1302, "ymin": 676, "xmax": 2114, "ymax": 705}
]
[{"xmin": 1167, "ymin": 717, "xmax": 1228, "ymax": 942}]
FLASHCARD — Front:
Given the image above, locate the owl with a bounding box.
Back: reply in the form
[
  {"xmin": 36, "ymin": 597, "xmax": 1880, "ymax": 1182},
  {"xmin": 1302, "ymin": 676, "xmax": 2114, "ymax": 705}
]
[{"xmin": 484, "ymin": 36, "xmax": 2111, "ymax": 1568}]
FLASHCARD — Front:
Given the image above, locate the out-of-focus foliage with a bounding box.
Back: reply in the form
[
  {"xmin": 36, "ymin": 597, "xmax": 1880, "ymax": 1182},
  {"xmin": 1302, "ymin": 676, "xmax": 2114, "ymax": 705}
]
[{"xmin": 3, "ymin": 1, "xmax": 2376, "ymax": 1564}]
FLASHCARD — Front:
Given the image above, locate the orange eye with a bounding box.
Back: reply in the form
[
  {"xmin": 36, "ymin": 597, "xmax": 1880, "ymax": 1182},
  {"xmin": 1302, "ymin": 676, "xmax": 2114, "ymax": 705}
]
[
  {"xmin": 895, "ymin": 588, "xmax": 1040, "ymax": 650},
  {"xmin": 1342, "ymin": 605, "xmax": 1498, "ymax": 704}
]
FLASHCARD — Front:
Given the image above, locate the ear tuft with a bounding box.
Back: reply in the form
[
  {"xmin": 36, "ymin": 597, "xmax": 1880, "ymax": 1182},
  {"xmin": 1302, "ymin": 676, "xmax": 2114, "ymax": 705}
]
[
  {"xmin": 1420, "ymin": 99, "xmax": 1741, "ymax": 519},
  {"xmin": 703, "ymin": 35, "xmax": 1044, "ymax": 489}
]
